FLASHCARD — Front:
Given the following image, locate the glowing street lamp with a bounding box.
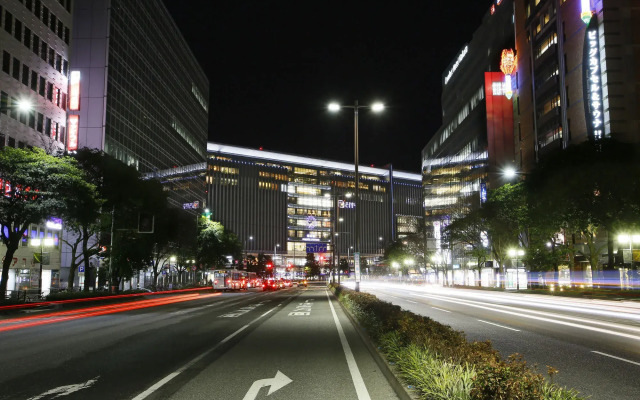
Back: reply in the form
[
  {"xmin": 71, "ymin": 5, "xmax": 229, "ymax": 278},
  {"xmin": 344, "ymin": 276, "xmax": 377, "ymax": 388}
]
[
  {"xmin": 507, "ymin": 248, "xmax": 525, "ymax": 290},
  {"xmin": 0, "ymin": 98, "xmax": 33, "ymax": 113},
  {"xmin": 30, "ymin": 237, "xmax": 55, "ymax": 297},
  {"xmin": 328, "ymin": 101, "xmax": 384, "ymax": 292},
  {"xmin": 617, "ymin": 234, "xmax": 640, "ymax": 270}
]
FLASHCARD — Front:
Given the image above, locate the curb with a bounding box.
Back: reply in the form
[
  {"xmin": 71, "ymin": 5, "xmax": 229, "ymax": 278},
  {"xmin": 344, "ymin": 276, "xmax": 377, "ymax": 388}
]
[{"xmin": 329, "ymin": 288, "xmax": 418, "ymax": 400}]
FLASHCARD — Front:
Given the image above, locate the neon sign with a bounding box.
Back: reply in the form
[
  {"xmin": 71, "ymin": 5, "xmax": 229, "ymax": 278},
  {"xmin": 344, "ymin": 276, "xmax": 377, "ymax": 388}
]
[
  {"xmin": 69, "ymin": 71, "xmax": 80, "ymax": 111},
  {"xmin": 583, "ymin": 18, "xmax": 604, "ymax": 140},
  {"xmin": 67, "ymin": 115, "xmax": 79, "ymax": 151},
  {"xmin": 444, "ymin": 46, "xmax": 468, "ymax": 85},
  {"xmin": 338, "ymin": 199, "xmax": 355, "ymax": 209},
  {"xmin": 499, "ymin": 49, "xmax": 517, "ymax": 100}
]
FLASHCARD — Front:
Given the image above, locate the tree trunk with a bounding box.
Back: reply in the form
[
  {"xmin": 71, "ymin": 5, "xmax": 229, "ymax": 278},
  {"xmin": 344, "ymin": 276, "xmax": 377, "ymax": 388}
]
[
  {"xmin": 0, "ymin": 238, "xmax": 20, "ymax": 298},
  {"xmin": 606, "ymin": 232, "xmax": 615, "ymax": 270},
  {"xmin": 81, "ymin": 225, "xmax": 92, "ymax": 291}
]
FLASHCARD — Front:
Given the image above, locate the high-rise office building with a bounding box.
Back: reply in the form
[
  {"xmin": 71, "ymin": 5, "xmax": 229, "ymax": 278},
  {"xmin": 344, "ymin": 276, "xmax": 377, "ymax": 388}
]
[
  {"xmin": 0, "ymin": 0, "xmax": 72, "ymax": 151},
  {"xmin": 514, "ymin": 0, "xmax": 640, "ymax": 170},
  {"xmin": 69, "ymin": 0, "xmax": 209, "ymax": 207},
  {"xmin": 421, "ymin": 0, "xmax": 515, "ymax": 279},
  {"xmin": 0, "ymin": 0, "xmax": 73, "ymax": 296},
  {"xmin": 206, "ymin": 143, "xmax": 423, "ymax": 270}
]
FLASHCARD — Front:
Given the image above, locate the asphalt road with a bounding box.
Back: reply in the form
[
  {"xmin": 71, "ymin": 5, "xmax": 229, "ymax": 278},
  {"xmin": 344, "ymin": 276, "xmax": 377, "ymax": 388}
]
[
  {"xmin": 0, "ymin": 285, "xmax": 400, "ymax": 400},
  {"xmin": 348, "ymin": 280, "xmax": 640, "ymax": 400}
]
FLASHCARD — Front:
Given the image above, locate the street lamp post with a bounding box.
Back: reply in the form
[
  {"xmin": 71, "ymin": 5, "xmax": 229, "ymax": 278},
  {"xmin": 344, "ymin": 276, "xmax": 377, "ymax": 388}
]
[
  {"xmin": 617, "ymin": 234, "xmax": 640, "ymax": 289},
  {"xmin": 273, "ymin": 244, "xmax": 280, "ymax": 274},
  {"xmin": 507, "ymin": 248, "xmax": 525, "ymax": 290},
  {"xmin": 328, "ymin": 100, "xmax": 384, "ymax": 292},
  {"xmin": 30, "ymin": 237, "xmax": 54, "ymax": 297}
]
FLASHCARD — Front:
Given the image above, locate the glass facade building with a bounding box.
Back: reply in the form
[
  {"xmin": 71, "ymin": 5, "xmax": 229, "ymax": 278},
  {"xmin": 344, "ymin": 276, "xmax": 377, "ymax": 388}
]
[
  {"xmin": 421, "ymin": 0, "xmax": 515, "ymax": 272},
  {"xmin": 514, "ymin": 0, "xmax": 640, "ymax": 170},
  {"xmin": 69, "ymin": 0, "xmax": 208, "ymax": 181},
  {"xmin": 206, "ymin": 143, "xmax": 423, "ymax": 268}
]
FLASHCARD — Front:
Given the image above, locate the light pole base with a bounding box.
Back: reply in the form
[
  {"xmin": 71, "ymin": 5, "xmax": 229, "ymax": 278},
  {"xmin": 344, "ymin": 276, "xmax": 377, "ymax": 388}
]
[{"xmin": 355, "ymin": 282, "xmax": 360, "ymax": 292}]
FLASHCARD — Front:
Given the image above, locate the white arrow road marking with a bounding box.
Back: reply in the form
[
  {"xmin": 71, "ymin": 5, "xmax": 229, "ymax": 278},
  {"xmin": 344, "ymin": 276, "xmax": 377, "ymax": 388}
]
[
  {"xmin": 27, "ymin": 376, "xmax": 99, "ymax": 400},
  {"xmin": 242, "ymin": 370, "xmax": 292, "ymax": 400}
]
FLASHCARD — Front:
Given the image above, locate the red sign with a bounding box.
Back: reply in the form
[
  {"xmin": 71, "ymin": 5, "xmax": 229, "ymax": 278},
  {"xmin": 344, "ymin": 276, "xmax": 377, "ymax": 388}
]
[
  {"xmin": 68, "ymin": 71, "xmax": 80, "ymax": 111},
  {"xmin": 485, "ymin": 72, "xmax": 514, "ymax": 170},
  {"xmin": 67, "ymin": 115, "xmax": 79, "ymax": 151}
]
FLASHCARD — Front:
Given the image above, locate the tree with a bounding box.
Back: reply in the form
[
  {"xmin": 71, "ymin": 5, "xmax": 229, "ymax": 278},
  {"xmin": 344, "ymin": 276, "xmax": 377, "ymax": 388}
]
[
  {"xmin": 0, "ymin": 148, "xmax": 96, "ymax": 297},
  {"xmin": 304, "ymin": 252, "xmax": 320, "ymax": 278},
  {"xmin": 197, "ymin": 220, "xmax": 242, "ymax": 270},
  {"xmin": 444, "ymin": 209, "xmax": 489, "ymax": 286}
]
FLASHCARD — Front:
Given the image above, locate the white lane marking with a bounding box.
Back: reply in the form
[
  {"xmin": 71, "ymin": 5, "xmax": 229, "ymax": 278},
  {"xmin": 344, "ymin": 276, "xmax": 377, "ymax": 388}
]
[
  {"xmin": 27, "ymin": 376, "xmax": 99, "ymax": 400},
  {"xmin": 477, "ymin": 319, "xmax": 520, "ymax": 332},
  {"xmin": 592, "ymin": 351, "xmax": 640, "ymax": 367},
  {"xmin": 413, "ymin": 293, "xmax": 640, "ymax": 342},
  {"xmin": 405, "ymin": 300, "xmax": 417, "ymax": 304},
  {"xmin": 326, "ymin": 291, "xmax": 371, "ymax": 400},
  {"xmin": 431, "ymin": 306, "xmax": 451, "ymax": 313},
  {"xmin": 132, "ymin": 307, "xmax": 277, "ymax": 400},
  {"xmin": 242, "ymin": 370, "xmax": 292, "ymax": 400}
]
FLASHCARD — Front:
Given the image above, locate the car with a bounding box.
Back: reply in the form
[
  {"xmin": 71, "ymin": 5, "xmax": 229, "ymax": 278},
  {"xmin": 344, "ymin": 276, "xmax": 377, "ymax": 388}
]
[
  {"xmin": 262, "ymin": 279, "xmax": 279, "ymax": 291},
  {"xmin": 283, "ymin": 279, "xmax": 292, "ymax": 288},
  {"xmin": 298, "ymin": 279, "xmax": 308, "ymax": 287}
]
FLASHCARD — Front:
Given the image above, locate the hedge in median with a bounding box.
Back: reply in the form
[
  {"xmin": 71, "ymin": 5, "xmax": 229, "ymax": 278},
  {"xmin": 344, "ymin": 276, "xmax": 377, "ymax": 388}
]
[{"xmin": 330, "ymin": 284, "xmax": 582, "ymax": 400}]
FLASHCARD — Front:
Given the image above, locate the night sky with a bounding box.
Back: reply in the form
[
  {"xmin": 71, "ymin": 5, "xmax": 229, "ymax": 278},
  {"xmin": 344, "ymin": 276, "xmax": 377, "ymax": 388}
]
[{"xmin": 161, "ymin": 0, "xmax": 492, "ymax": 172}]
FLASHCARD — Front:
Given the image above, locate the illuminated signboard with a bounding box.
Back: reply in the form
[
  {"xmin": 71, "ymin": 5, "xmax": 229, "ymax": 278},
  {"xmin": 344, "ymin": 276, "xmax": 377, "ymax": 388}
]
[
  {"xmin": 338, "ymin": 199, "xmax": 355, "ymax": 209},
  {"xmin": 306, "ymin": 215, "xmax": 317, "ymax": 229},
  {"xmin": 67, "ymin": 115, "xmax": 79, "ymax": 151},
  {"xmin": 306, "ymin": 243, "xmax": 327, "ymax": 253},
  {"xmin": 583, "ymin": 17, "xmax": 604, "ymax": 140},
  {"xmin": 69, "ymin": 71, "xmax": 80, "ymax": 111},
  {"xmin": 182, "ymin": 200, "xmax": 200, "ymax": 210},
  {"xmin": 499, "ymin": 49, "xmax": 517, "ymax": 100},
  {"xmin": 444, "ymin": 46, "xmax": 468, "ymax": 85}
]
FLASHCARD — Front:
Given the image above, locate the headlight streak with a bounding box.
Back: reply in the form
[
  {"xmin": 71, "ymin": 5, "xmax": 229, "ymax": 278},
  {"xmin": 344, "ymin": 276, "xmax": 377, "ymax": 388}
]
[
  {"xmin": 405, "ymin": 292, "xmax": 640, "ymax": 342},
  {"xmin": 364, "ymin": 282, "xmax": 640, "ymax": 322},
  {"xmin": 0, "ymin": 293, "xmax": 220, "ymax": 333}
]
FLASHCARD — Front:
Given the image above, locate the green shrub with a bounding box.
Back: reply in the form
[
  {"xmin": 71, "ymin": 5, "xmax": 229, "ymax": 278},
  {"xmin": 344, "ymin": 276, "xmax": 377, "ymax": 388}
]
[{"xmin": 382, "ymin": 332, "xmax": 475, "ymax": 400}]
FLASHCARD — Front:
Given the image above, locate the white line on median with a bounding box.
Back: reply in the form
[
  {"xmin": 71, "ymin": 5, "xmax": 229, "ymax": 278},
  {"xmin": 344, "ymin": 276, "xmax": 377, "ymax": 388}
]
[
  {"xmin": 592, "ymin": 351, "xmax": 640, "ymax": 367},
  {"xmin": 405, "ymin": 300, "xmax": 417, "ymax": 304},
  {"xmin": 431, "ymin": 306, "xmax": 451, "ymax": 313},
  {"xmin": 326, "ymin": 291, "xmax": 371, "ymax": 400},
  {"xmin": 477, "ymin": 319, "xmax": 520, "ymax": 332},
  {"xmin": 132, "ymin": 307, "xmax": 277, "ymax": 400}
]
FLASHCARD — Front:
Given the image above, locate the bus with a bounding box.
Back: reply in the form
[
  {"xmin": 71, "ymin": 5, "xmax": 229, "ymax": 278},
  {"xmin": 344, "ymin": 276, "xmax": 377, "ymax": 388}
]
[{"xmin": 211, "ymin": 269, "xmax": 248, "ymax": 291}]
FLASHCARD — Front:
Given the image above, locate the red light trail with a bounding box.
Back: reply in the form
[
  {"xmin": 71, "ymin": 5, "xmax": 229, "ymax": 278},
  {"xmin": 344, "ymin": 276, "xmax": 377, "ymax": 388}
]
[{"xmin": 0, "ymin": 292, "xmax": 220, "ymax": 333}]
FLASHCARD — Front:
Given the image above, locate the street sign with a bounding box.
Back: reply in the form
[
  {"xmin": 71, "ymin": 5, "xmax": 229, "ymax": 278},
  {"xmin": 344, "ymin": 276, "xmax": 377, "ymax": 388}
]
[
  {"xmin": 78, "ymin": 266, "xmax": 85, "ymax": 273},
  {"xmin": 33, "ymin": 253, "xmax": 51, "ymax": 265},
  {"xmin": 306, "ymin": 243, "xmax": 327, "ymax": 253}
]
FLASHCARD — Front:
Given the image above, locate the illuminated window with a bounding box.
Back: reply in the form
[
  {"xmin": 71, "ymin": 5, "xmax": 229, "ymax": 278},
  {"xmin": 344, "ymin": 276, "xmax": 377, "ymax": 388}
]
[{"xmin": 294, "ymin": 167, "xmax": 317, "ymax": 176}]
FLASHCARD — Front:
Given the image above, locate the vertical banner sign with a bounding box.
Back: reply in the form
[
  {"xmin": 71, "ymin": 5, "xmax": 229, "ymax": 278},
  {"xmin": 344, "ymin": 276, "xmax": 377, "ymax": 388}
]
[
  {"xmin": 583, "ymin": 17, "xmax": 604, "ymax": 140},
  {"xmin": 67, "ymin": 115, "xmax": 79, "ymax": 151},
  {"xmin": 69, "ymin": 71, "xmax": 80, "ymax": 111},
  {"xmin": 354, "ymin": 252, "xmax": 361, "ymax": 282}
]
